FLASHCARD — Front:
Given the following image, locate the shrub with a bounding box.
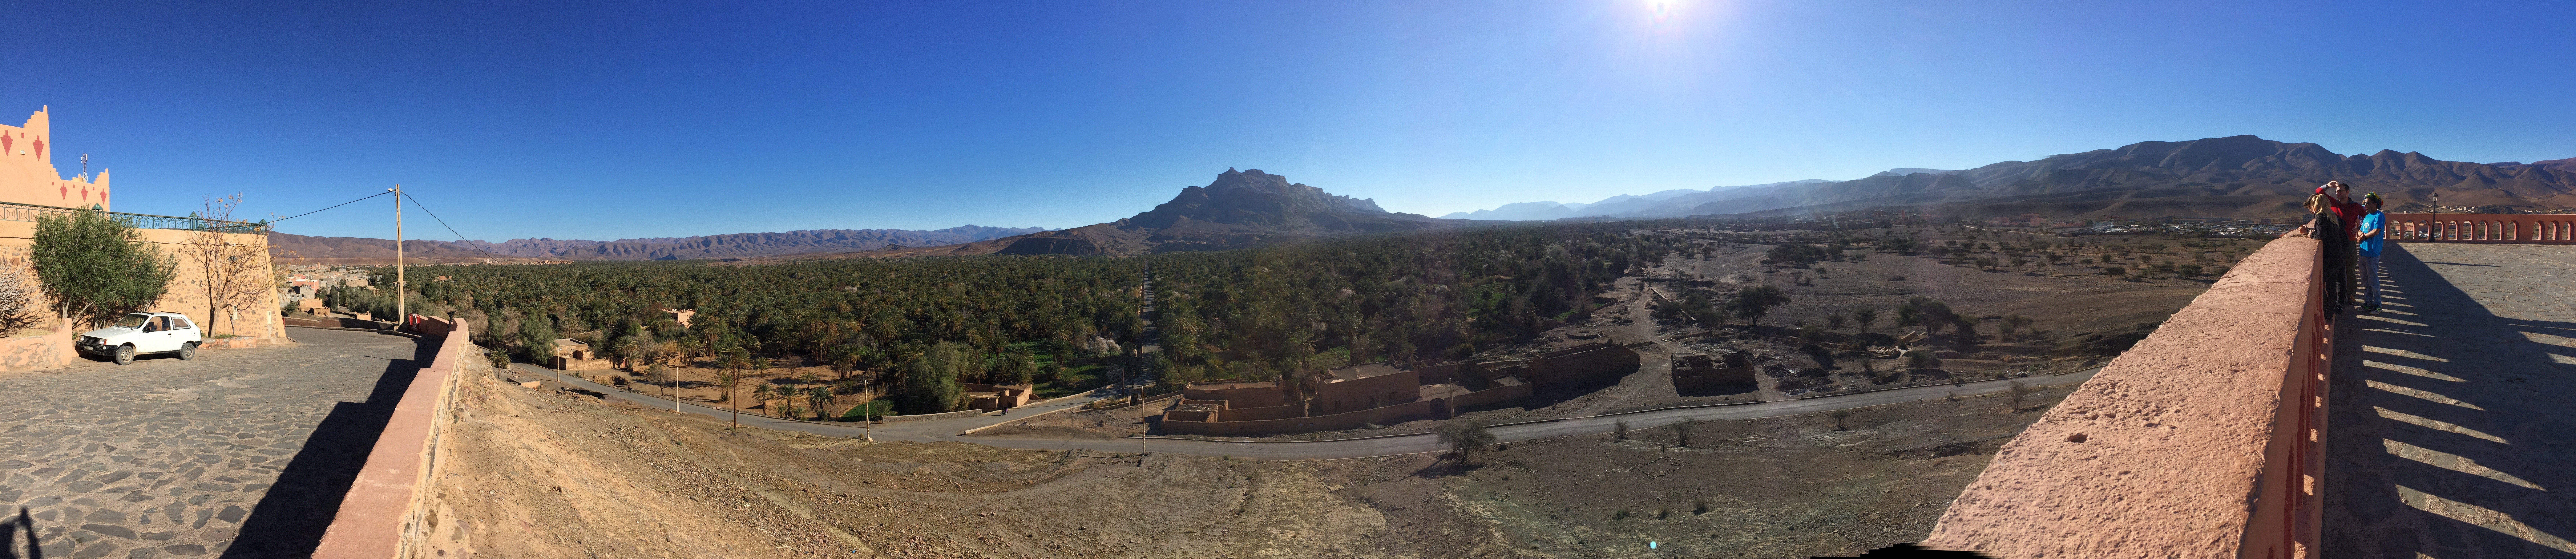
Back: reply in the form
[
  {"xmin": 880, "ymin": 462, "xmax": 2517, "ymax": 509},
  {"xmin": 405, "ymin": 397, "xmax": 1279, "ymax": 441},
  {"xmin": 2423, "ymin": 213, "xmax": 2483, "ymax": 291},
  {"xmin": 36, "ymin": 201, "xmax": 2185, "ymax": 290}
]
[
  {"xmin": 1829, "ymin": 410, "xmax": 1850, "ymax": 430},
  {"xmin": 1693, "ymin": 499, "xmax": 1710, "ymax": 515},
  {"xmin": 1614, "ymin": 419, "xmax": 1630, "ymax": 439}
]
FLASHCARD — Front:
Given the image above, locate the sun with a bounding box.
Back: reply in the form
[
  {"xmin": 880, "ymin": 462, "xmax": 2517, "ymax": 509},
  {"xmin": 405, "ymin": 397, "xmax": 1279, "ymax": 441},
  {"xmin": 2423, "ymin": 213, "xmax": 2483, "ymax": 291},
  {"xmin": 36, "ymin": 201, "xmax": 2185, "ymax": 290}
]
[{"xmin": 1647, "ymin": 0, "xmax": 1679, "ymax": 20}]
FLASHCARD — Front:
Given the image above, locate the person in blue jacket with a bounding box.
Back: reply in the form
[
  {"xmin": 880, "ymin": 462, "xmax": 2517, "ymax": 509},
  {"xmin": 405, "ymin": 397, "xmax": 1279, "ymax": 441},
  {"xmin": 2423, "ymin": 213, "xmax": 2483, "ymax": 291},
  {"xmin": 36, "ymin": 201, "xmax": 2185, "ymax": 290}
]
[{"xmin": 2355, "ymin": 193, "xmax": 2387, "ymax": 314}]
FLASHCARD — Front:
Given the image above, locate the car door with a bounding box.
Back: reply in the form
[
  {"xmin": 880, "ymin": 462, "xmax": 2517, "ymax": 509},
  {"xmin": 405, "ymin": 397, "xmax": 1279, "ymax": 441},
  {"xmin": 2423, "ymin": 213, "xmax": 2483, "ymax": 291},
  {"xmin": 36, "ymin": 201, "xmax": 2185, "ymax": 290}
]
[
  {"xmin": 141, "ymin": 317, "xmax": 175, "ymax": 352},
  {"xmin": 169, "ymin": 316, "xmax": 198, "ymax": 346}
]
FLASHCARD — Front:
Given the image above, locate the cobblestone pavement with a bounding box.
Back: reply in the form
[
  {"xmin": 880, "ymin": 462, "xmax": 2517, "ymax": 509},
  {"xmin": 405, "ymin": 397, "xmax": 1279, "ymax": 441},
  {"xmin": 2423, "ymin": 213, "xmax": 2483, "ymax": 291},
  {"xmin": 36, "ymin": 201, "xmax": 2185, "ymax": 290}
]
[
  {"xmin": 2326, "ymin": 243, "xmax": 2576, "ymax": 558},
  {"xmin": 0, "ymin": 327, "xmax": 431, "ymax": 559}
]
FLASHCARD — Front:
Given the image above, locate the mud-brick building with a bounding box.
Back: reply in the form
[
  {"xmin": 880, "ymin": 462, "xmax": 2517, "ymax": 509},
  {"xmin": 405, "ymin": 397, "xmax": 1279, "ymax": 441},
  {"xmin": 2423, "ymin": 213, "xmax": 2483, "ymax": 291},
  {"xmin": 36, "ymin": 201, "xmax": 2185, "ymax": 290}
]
[
  {"xmin": 0, "ymin": 106, "xmax": 286, "ymax": 371},
  {"xmin": 1159, "ymin": 344, "xmax": 1644, "ymax": 437},
  {"xmin": 1671, "ymin": 350, "xmax": 1755, "ymax": 394}
]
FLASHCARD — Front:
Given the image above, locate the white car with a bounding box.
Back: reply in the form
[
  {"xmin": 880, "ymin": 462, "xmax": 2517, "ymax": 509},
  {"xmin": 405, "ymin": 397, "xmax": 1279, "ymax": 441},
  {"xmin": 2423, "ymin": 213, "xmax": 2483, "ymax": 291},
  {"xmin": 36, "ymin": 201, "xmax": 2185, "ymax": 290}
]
[{"xmin": 78, "ymin": 311, "xmax": 203, "ymax": 365}]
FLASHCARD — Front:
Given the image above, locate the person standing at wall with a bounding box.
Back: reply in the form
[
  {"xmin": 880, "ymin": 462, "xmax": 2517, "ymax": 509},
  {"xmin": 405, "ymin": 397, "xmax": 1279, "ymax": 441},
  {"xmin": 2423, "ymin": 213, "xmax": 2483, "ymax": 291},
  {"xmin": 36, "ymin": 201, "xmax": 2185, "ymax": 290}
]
[
  {"xmin": 2355, "ymin": 193, "xmax": 2387, "ymax": 314},
  {"xmin": 2291, "ymin": 187, "xmax": 2354, "ymax": 315}
]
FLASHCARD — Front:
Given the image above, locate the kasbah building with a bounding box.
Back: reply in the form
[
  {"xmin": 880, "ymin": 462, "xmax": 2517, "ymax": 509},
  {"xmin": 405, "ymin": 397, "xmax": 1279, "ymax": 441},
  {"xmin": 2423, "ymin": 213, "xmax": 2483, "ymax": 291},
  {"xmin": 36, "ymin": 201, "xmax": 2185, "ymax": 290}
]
[{"xmin": 0, "ymin": 106, "xmax": 285, "ymax": 370}]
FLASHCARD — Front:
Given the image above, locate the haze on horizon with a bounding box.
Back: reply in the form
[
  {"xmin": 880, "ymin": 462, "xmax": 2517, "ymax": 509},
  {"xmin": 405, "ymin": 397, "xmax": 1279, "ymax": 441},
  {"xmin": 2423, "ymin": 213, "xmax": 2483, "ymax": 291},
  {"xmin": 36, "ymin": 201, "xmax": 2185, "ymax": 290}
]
[{"xmin": 6, "ymin": 0, "xmax": 2572, "ymax": 241}]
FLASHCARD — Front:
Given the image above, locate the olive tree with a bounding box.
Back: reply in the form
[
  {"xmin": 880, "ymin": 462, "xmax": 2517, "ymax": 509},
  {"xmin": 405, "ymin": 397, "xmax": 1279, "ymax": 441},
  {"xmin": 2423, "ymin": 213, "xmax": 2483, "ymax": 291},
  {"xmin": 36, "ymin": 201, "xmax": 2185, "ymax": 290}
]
[
  {"xmin": 1438, "ymin": 419, "xmax": 1497, "ymax": 467},
  {"xmin": 32, "ymin": 209, "xmax": 176, "ymax": 328}
]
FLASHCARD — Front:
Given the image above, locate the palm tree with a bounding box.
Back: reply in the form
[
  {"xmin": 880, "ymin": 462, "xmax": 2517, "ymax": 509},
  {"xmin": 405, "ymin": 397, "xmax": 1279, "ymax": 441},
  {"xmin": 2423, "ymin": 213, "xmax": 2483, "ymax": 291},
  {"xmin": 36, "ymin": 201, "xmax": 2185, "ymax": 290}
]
[
  {"xmin": 718, "ymin": 349, "xmax": 748, "ymax": 430},
  {"xmin": 807, "ymin": 386, "xmax": 836, "ymax": 421}
]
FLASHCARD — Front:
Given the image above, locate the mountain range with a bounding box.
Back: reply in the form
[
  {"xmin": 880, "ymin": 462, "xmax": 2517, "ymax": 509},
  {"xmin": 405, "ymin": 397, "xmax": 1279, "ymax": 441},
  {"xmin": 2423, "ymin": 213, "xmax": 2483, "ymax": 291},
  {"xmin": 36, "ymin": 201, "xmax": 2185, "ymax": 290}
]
[
  {"xmin": 855, "ymin": 168, "xmax": 1448, "ymax": 258},
  {"xmin": 273, "ymin": 135, "xmax": 2576, "ymax": 263},
  {"xmin": 271, "ymin": 225, "xmax": 1045, "ymax": 263},
  {"xmin": 1446, "ymin": 136, "xmax": 2576, "ymax": 221}
]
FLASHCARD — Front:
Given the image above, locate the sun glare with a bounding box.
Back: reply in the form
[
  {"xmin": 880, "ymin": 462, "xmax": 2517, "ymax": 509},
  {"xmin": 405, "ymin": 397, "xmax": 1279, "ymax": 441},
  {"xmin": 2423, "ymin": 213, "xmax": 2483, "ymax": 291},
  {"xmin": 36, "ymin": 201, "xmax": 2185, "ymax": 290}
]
[{"xmin": 1648, "ymin": 0, "xmax": 1678, "ymax": 21}]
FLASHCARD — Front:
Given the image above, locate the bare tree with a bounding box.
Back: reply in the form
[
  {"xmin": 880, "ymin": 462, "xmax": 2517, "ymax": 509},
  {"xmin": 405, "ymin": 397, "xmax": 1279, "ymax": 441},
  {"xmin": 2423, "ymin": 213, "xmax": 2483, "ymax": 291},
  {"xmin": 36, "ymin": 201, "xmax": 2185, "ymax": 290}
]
[
  {"xmin": 2006, "ymin": 380, "xmax": 2032, "ymax": 412},
  {"xmin": 0, "ymin": 266, "xmax": 41, "ymax": 336},
  {"xmin": 190, "ymin": 195, "xmax": 270, "ymax": 336}
]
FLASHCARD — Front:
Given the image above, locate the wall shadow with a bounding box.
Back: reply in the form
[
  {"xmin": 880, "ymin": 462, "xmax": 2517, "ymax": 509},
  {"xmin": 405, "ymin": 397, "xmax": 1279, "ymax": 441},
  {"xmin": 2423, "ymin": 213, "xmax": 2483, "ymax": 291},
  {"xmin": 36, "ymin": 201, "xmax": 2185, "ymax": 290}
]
[
  {"xmin": 216, "ymin": 337, "xmax": 436, "ymax": 558},
  {"xmin": 2323, "ymin": 242, "xmax": 2576, "ymax": 558}
]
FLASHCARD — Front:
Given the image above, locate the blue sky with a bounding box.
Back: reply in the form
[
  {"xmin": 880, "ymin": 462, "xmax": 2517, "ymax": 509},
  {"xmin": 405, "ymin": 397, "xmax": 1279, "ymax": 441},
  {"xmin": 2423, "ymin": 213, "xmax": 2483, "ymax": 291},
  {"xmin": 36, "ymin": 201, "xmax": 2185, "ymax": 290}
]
[{"xmin": 8, "ymin": 1, "xmax": 2573, "ymax": 240}]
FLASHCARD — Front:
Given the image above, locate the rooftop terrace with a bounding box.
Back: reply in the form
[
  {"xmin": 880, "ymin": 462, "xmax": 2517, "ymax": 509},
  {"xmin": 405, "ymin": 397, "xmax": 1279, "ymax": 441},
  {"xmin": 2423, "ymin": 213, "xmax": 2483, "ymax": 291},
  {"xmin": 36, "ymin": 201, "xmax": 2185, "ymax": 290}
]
[{"xmin": 1922, "ymin": 224, "xmax": 2576, "ymax": 558}]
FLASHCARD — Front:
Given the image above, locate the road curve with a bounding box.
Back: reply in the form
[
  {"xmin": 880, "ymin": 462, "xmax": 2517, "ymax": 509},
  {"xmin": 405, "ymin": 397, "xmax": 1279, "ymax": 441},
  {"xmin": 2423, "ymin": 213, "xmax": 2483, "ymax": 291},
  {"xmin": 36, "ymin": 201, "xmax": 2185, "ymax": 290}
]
[{"xmin": 511, "ymin": 362, "xmax": 2096, "ymax": 461}]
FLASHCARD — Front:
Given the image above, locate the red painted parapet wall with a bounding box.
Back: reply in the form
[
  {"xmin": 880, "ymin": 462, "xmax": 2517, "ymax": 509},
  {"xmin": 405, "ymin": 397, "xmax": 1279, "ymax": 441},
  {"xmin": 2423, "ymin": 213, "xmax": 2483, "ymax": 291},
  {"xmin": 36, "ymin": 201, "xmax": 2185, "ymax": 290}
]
[
  {"xmin": 311, "ymin": 317, "xmax": 468, "ymax": 558},
  {"xmin": 2380, "ymin": 212, "xmax": 2576, "ymax": 243},
  {"xmin": 1924, "ymin": 234, "xmax": 2332, "ymax": 558}
]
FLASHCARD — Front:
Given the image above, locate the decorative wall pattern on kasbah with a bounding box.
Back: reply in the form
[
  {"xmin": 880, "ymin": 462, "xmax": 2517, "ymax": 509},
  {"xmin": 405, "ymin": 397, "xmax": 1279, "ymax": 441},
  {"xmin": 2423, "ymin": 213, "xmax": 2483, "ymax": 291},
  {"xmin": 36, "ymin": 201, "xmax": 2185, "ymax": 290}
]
[{"xmin": 0, "ymin": 107, "xmax": 285, "ymax": 371}]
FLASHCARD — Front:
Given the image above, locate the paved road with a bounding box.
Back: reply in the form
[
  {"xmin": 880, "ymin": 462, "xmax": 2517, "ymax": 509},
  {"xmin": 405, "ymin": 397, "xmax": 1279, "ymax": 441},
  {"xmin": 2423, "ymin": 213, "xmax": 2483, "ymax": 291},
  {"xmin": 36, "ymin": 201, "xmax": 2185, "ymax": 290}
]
[
  {"xmin": 532, "ymin": 358, "xmax": 2097, "ymax": 461},
  {"xmin": 0, "ymin": 327, "xmax": 434, "ymax": 559}
]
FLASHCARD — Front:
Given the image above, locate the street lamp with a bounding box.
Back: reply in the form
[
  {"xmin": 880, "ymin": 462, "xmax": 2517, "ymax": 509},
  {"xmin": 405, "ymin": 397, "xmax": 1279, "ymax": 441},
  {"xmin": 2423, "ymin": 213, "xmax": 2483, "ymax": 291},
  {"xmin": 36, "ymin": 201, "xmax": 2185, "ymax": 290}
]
[{"xmin": 2429, "ymin": 192, "xmax": 2441, "ymax": 241}]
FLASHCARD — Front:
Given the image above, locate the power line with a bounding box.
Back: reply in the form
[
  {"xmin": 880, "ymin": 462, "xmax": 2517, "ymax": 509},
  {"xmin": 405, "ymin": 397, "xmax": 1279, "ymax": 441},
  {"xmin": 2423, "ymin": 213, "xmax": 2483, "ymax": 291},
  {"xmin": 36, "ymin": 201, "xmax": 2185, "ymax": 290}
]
[
  {"xmin": 269, "ymin": 190, "xmax": 391, "ymax": 223},
  {"xmin": 401, "ymin": 191, "xmax": 503, "ymax": 256}
]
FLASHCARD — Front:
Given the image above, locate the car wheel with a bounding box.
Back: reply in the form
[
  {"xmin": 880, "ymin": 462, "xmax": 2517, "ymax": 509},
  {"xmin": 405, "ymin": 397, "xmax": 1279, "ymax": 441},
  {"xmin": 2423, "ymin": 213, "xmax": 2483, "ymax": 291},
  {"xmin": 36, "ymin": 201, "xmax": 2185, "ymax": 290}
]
[
  {"xmin": 114, "ymin": 345, "xmax": 135, "ymax": 366},
  {"xmin": 178, "ymin": 342, "xmax": 197, "ymax": 361}
]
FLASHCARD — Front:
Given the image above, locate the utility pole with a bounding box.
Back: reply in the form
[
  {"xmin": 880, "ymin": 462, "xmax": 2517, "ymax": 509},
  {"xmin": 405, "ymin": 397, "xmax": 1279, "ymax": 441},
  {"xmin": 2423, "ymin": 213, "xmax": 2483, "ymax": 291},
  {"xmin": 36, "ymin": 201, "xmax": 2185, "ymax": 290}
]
[{"xmin": 392, "ymin": 185, "xmax": 405, "ymax": 324}]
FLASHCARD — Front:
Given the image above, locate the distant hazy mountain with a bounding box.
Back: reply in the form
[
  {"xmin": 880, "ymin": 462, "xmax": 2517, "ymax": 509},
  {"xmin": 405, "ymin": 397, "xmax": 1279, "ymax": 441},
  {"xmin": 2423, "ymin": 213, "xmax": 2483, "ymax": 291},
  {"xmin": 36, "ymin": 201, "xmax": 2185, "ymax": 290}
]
[
  {"xmin": 856, "ymin": 168, "xmax": 1453, "ymax": 258},
  {"xmin": 1436, "ymin": 178, "xmax": 1837, "ymax": 221},
  {"xmin": 1686, "ymin": 135, "xmax": 2576, "ymax": 218},
  {"xmin": 1445, "ymin": 136, "xmax": 2576, "ymax": 222},
  {"xmin": 272, "ymin": 225, "xmax": 1045, "ymax": 262}
]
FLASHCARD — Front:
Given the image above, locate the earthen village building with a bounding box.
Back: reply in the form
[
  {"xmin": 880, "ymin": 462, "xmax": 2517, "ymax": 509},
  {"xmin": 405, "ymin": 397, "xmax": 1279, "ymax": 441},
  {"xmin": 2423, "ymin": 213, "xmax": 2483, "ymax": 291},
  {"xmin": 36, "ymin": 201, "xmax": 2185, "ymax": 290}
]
[
  {"xmin": 0, "ymin": 106, "xmax": 286, "ymax": 371},
  {"xmin": 1162, "ymin": 342, "xmax": 1644, "ymax": 436}
]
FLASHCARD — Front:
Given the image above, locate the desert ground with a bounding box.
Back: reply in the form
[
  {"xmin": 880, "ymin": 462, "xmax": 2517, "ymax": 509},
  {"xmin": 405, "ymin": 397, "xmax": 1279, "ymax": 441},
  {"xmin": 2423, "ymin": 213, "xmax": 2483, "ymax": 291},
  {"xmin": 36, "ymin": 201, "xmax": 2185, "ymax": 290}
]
[
  {"xmin": 998, "ymin": 225, "xmax": 2248, "ymax": 442},
  {"xmin": 423, "ymin": 346, "xmax": 2080, "ymax": 558}
]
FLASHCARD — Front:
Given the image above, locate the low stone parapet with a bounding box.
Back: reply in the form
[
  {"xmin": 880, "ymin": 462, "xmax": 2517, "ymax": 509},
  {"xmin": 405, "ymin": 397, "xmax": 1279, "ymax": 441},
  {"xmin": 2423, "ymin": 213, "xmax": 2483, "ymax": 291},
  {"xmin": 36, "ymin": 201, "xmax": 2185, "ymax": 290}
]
[
  {"xmin": 1923, "ymin": 235, "xmax": 2331, "ymax": 557},
  {"xmin": 311, "ymin": 317, "xmax": 469, "ymax": 557}
]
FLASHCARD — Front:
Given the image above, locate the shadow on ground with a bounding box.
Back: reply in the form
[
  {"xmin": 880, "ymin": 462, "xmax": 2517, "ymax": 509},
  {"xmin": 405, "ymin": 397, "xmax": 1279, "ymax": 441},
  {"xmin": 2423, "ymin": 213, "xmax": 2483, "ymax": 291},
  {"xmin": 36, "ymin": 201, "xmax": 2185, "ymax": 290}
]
[
  {"xmin": 2324, "ymin": 242, "xmax": 2576, "ymax": 557},
  {"xmin": 216, "ymin": 337, "xmax": 437, "ymax": 558}
]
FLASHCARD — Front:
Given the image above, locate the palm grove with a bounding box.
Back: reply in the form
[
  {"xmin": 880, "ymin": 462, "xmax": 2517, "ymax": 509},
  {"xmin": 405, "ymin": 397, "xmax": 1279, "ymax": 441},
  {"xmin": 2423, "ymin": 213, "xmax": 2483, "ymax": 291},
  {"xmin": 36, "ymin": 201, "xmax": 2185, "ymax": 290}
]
[{"xmin": 328, "ymin": 221, "xmax": 1711, "ymax": 416}]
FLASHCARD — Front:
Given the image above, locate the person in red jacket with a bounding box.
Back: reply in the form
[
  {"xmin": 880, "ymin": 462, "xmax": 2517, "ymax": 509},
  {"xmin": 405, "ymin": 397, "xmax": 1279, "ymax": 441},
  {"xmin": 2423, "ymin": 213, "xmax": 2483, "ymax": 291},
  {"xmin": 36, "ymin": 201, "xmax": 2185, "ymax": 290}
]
[{"xmin": 2325, "ymin": 181, "xmax": 2365, "ymax": 311}]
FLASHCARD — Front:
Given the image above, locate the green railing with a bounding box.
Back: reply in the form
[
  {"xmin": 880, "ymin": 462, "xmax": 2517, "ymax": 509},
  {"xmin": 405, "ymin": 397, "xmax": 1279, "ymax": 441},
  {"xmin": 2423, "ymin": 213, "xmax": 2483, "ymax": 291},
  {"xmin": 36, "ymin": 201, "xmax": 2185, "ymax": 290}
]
[{"xmin": 0, "ymin": 201, "xmax": 265, "ymax": 233}]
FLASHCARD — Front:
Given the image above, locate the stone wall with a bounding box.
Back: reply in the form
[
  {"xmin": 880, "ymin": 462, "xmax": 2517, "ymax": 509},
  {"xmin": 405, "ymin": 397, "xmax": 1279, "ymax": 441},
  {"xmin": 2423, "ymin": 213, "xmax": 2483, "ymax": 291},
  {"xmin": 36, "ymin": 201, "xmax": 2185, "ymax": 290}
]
[
  {"xmin": 1182, "ymin": 380, "xmax": 1290, "ymax": 408},
  {"xmin": 311, "ymin": 318, "xmax": 467, "ymax": 556},
  {"xmin": 1314, "ymin": 366, "xmax": 1419, "ymax": 415},
  {"xmin": 1216, "ymin": 402, "xmax": 1307, "ymax": 422},
  {"xmin": 1160, "ymin": 398, "xmax": 1442, "ymax": 437},
  {"xmin": 0, "ymin": 317, "xmax": 76, "ymax": 371},
  {"xmin": 1922, "ymin": 235, "xmax": 2330, "ymax": 557}
]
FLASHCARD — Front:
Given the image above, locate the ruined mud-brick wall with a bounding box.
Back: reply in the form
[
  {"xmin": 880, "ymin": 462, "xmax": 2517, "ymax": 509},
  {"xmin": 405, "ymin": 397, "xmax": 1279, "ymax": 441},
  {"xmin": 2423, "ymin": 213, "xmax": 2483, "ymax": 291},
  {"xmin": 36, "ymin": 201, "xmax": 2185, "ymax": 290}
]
[
  {"xmin": 1414, "ymin": 361, "xmax": 1506, "ymax": 389},
  {"xmin": 1671, "ymin": 352, "xmax": 1754, "ymax": 391},
  {"xmin": 1527, "ymin": 342, "xmax": 1641, "ymax": 391},
  {"xmin": 1314, "ymin": 366, "xmax": 1420, "ymax": 415},
  {"xmin": 1447, "ymin": 380, "xmax": 1531, "ymax": 411},
  {"xmin": 1160, "ymin": 398, "xmax": 1442, "ymax": 437},
  {"xmin": 1216, "ymin": 402, "xmax": 1306, "ymax": 422},
  {"xmin": 1183, "ymin": 380, "xmax": 1291, "ymax": 408}
]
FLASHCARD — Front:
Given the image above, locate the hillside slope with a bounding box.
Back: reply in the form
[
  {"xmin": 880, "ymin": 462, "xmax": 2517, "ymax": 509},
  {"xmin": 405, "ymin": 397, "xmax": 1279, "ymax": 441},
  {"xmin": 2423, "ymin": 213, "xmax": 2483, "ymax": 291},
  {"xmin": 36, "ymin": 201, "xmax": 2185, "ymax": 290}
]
[{"xmin": 1691, "ymin": 135, "xmax": 2576, "ymax": 218}]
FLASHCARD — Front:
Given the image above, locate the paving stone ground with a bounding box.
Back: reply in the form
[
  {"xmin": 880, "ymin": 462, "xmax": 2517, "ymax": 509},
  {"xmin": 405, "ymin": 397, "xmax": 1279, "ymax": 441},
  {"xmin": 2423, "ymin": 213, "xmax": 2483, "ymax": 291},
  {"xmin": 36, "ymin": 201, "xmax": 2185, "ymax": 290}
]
[
  {"xmin": 0, "ymin": 327, "xmax": 431, "ymax": 559},
  {"xmin": 2326, "ymin": 242, "xmax": 2576, "ymax": 558}
]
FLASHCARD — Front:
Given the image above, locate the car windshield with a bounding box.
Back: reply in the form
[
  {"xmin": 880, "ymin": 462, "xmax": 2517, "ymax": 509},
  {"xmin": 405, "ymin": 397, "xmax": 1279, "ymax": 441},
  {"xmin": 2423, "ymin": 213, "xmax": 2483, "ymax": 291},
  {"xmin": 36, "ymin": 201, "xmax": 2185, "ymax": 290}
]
[{"xmin": 114, "ymin": 314, "xmax": 149, "ymax": 328}]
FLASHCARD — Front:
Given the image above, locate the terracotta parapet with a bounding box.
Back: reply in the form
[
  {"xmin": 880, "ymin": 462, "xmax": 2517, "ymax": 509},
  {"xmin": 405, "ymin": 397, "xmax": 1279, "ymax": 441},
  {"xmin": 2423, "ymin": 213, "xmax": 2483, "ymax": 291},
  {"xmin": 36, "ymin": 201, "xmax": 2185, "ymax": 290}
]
[
  {"xmin": 310, "ymin": 320, "xmax": 470, "ymax": 557},
  {"xmin": 1924, "ymin": 235, "xmax": 2326, "ymax": 558}
]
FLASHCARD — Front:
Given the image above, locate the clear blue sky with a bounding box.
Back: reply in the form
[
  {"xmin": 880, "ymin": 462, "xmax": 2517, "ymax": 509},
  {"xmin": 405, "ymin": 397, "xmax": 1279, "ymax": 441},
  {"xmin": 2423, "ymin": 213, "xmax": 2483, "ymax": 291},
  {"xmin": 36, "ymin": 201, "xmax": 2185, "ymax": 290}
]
[{"xmin": 8, "ymin": 1, "xmax": 2572, "ymax": 240}]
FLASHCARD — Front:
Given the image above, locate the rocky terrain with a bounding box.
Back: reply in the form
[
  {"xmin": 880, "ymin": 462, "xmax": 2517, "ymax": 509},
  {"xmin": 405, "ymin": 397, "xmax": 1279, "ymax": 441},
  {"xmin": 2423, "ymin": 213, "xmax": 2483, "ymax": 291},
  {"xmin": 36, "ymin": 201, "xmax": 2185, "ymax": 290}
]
[{"xmin": 422, "ymin": 346, "xmax": 2076, "ymax": 558}]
